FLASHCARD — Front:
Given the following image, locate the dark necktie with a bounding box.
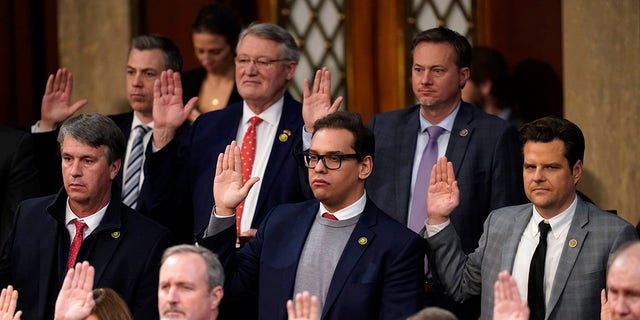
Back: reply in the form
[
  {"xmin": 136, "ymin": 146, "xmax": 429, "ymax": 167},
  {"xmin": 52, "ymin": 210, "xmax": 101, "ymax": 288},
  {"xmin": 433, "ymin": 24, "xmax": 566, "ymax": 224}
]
[
  {"xmin": 236, "ymin": 116, "xmax": 263, "ymax": 235},
  {"xmin": 409, "ymin": 126, "xmax": 445, "ymax": 233},
  {"xmin": 528, "ymin": 220, "xmax": 552, "ymax": 320},
  {"xmin": 68, "ymin": 219, "xmax": 87, "ymax": 270},
  {"xmin": 123, "ymin": 125, "xmax": 150, "ymax": 209}
]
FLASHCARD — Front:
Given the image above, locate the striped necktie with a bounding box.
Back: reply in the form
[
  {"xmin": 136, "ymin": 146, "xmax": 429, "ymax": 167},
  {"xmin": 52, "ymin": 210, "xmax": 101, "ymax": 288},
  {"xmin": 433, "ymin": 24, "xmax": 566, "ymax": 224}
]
[{"xmin": 122, "ymin": 125, "xmax": 150, "ymax": 209}]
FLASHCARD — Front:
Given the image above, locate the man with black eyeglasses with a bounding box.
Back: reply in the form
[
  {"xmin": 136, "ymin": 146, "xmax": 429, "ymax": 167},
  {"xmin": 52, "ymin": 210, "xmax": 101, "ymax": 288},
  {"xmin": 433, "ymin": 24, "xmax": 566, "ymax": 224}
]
[{"xmin": 200, "ymin": 111, "xmax": 425, "ymax": 319}]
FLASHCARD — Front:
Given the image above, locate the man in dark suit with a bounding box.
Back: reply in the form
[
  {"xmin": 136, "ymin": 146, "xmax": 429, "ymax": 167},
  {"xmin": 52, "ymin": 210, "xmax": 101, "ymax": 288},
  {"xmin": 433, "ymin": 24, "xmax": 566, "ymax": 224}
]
[
  {"xmin": 425, "ymin": 117, "xmax": 638, "ymax": 319},
  {"xmin": 32, "ymin": 35, "xmax": 193, "ymax": 244},
  {"xmin": 147, "ymin": 22, "xmax": 340, "ymax": 239},
  {"xmin": 201, "ymin": 111, "xmax": 424, "ymax": 319},
  {"xmin": 367, "ymin": 26, "xmax": 526, "ymax": 319},
  {"xmin": 0, "ymin": 114, "xmax": 173, "ymax": 319},
  {"xmin": 0, "ymin": 125, "xmax": 40, "ymax": 249}
]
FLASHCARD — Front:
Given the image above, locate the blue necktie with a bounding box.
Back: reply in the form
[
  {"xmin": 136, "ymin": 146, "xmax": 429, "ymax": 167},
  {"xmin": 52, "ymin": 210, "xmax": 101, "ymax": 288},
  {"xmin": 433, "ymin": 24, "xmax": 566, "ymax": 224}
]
[{"xmin": 122, "ymin": 125, "xmax": 150, "ymax": 209}]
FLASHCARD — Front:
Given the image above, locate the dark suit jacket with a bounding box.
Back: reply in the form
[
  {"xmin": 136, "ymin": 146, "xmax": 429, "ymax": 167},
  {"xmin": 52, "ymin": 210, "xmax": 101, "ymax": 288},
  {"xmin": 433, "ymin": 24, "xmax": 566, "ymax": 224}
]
[
  {"xmin": 368, "ymin": 102, "xmax": 527, "ymax": 253},
  {"xmin": 201, "ymin": 198, "xmax": 425, "ymax": 320},
  {"xmin": 428, "ymin": 197, "xmax": 639, "ymax": 320},
  {"xmin": 0, "ymin": 188, "xmax": 173, "ymax": 320},
  {"xmin": 146, "ymin": 94, "xmax": 312, "ymax": 235},
  {"xmin": 181, "ymin": 67, "xmax": 242, "ymax": 107},
  {"xmin": 0, "ymin": 125, "xmax": 40, "ymax": 248},
  {"xmin": 31, "ymin": 112, "xmax": 194, "ymax": 244}
]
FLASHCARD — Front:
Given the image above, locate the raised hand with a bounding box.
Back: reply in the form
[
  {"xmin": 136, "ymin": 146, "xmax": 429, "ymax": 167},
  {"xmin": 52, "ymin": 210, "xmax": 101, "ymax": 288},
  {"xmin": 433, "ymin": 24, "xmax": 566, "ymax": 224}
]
[
  {"xmin": 152, "ymin": 70, "xmax": 198, "ymax": 149},
  {"xmin": 54, "ymin": 261, "xmax": 95, "ymax": 320},
  {"xmin": 493, "ymin": 271, "xmax": 529, "ymax": 320},
  {"xmin": 213, "ymin": 141, "xmax": 260, "ymax": 216},
  {"xmin": 286, "ymin": 291, "xmax": 319, "ymax": 320},
  {"xmin": 426, "ymin": 157, "xmax": 459, "ymax": 225},
  {"xmin": 0, "ymin": 286, "xmax": 22, "ymax": 320},
  {"xmin": 302, "ymin": 67, "xmax": 343, "ymax": 132},
  {"xmin": 40, "ymin": 68, "xmax": 88, "ymax": 131},
  {"xmin": 601, "ymin": 289, "xmax": 611, "ymax": 320}
]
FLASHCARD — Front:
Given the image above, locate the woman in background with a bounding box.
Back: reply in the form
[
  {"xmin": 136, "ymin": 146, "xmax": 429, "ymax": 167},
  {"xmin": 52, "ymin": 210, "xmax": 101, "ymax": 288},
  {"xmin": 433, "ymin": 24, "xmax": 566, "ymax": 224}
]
[{"xmin": 183, "ymin": 3, "xmax": 243, "ymax": 122}]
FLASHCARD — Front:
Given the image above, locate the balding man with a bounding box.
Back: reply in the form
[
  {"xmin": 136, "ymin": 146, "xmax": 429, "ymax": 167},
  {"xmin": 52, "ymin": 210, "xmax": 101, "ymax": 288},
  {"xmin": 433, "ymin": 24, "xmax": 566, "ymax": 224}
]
[{"xmin": 602, "ymin": 241, "xmax": 640, "ymax": 320}]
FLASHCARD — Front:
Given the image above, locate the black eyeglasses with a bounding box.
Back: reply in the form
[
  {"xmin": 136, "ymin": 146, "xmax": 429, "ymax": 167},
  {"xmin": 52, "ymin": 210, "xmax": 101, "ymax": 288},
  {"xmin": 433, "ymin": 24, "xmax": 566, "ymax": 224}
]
[{"xmin": 303, "ymin": 152, "xmax": 360, "ymax": 170}]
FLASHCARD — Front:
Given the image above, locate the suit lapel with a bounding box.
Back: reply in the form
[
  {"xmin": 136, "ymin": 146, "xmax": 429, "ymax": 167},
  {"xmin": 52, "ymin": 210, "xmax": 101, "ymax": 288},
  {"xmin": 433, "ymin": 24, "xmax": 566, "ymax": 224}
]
[
  {"xmin": 501, "ymin": 207, "xmax": 532, "ymax": 272},
  {"xmin": 255, "ymin": 96, "xmax": 302, "ymax": 213},
  {"xmin": 83, "ymin": 202, "xmax": 125, "ymax": 283},
  {"xmin": 322, "ymin": 201, "xmax": 377, "ymax": 318},
  {"xmin": 446, "ymin": 103, "xmax": 474, "ymax": 174},
  {"xmin": 546, "ymin": 199, "xmax": 589, "ymax": 317},
  {"xmin": 281, "ymin": 202, "xmax": 319, "ymax": 298},
  {"xmin": 395, "ymin": 108, "xmax": 421, "ymax": 220}
]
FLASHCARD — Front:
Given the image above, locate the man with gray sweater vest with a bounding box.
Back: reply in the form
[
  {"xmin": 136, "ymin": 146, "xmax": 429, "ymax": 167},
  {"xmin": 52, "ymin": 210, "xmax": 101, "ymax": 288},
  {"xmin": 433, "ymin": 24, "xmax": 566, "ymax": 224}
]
[{"xmin": 200, "ymin": 111, "xmax": 425, "ymax": 320}]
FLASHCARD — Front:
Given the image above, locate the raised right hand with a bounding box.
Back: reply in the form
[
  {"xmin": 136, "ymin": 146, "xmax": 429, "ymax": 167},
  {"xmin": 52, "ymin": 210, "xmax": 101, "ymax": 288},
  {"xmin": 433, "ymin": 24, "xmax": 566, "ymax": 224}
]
[
  {"xmin": 213, "ymin": 141, "xmax": 260, "ymax": 216},
  {"xmin": 40, "ymin": 68, "xmax": 88, "ymax": 131}
]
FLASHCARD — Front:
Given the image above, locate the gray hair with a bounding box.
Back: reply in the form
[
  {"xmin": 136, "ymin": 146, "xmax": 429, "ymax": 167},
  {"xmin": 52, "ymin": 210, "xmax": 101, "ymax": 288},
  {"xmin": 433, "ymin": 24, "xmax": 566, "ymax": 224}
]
[
  {"xmin": 57, "ymin": 113, "xmax": 126, "ymax": 164},
  {"xmin": 408, "ymin": 307, "xmax": 458, "ymax": 320},
  {"xmin": 130, "ymin": 34, "xmax": 183, "ymax": 72},
  {"xmin": 237, "ymin": 22, "xmax": 300, "ymax": 63},
  {"xmin": 161, "ymin": 244, "xmax": 225, "ymax": 290}
]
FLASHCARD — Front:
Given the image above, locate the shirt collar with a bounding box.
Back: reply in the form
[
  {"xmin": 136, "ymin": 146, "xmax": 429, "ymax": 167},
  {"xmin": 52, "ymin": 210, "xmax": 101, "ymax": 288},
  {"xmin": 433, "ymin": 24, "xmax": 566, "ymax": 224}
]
[
  {"xmin": 65, "ymin": 198, "xmax": 109, "ymax": 233},
  {"xmin": 530, "ymin": 194, "xmax": 577, "ymax": 239},
  {"xmin": 131, "ymin": 113, "xmax": 154, "ymax": 130},
  {"xmin": 419, "ymin": 100, "xmax": 461, "ymax": 133},
  {"xmin": 318, "ymin": 192, "xmax": 367, "ymax": 221},
  {"xmin": 241, "ymin": 96, "xmax": 284, "ymax": 127}
]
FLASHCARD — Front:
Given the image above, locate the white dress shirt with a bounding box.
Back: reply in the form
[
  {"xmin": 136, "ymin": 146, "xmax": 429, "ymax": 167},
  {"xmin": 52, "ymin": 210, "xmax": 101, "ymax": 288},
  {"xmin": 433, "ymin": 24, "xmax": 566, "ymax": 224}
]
[
  {"xmin": 235, "ymin": 97, "xmax": 284, "ymax": 233},
  {"xmin": 122, "ymin": 115, "xmax": 153, "ymax": 193},
  {"xmin": 64, "ymin": 198, "xmax": 108, "ymax": 240}
]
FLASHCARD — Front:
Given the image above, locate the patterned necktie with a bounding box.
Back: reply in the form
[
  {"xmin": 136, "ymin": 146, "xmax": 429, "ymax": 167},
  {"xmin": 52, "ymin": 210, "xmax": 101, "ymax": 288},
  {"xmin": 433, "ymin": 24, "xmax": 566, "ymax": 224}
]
[
  {"xmin": 122, "ymin": 125, "xmax": 150, "ymax": 209},
  {"xmin": 528, "ymin": 221, "xmax": 552, "ymax": 320},
  {"xmin": 408, "ymin": 126, "xmax": 445, "ymax": 233},
  {"xmin": 68, "ymin": 219, "xmax": 87, "ymax": 270},
  {"xmin": 236, "ymin": 116, "xmax": 263, "ymax": 235},
  {"xmin": 322, "ymin": 212, "xmax": 338, "ymax": 220}
]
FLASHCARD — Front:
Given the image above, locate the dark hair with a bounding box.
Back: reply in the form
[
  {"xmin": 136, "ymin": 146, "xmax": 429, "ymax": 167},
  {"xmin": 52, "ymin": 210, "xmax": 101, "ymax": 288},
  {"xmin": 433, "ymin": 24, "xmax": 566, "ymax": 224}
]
[
  {"xmin": 58, "ymin": 114, "xmax": 126, "ymax": 164},
  {"xmin": 469, "ymin": 46, "xmax": 512, "ymax": 106},
  {"xmin": 162, "ymin": 245, "xmax": 224, "ymax": 290},
  {"xmin": 312, "ymin": 111, "xmax": 375, "ymax": 160},
  {"xmin": 518, "ymin": 116, "xmax": 585, "ymax": 167},
  {"xmin": 412, "ymin": 27, "xmax": 472, "ymax": 69},
  {"xmin": 91, "ymin": 288, "xmax": 133, "ymax": 320},
  {"xmin": 130, "ymin": 34, "xmax": 183, "ymax": 72},
  {"xmin": 192, "ymin": 4, "xmax": 243, "ymax": 50},
  {"xmin": 238, "ymin": 22, "xmax": 300, "ymax": 63}
]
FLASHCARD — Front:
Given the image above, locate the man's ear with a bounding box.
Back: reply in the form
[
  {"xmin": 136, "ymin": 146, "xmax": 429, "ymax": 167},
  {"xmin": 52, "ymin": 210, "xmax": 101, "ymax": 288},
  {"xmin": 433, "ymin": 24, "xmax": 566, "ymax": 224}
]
[
  {"xmin": 572, "ymin": 159, "xmax": 583, "ymax": 184},
  {"xmin": 358, "ymin": 155, "xmax": 373, "ymax": 180},
  {"xmin": 110, "ymin": 159, "xmax": 122, "ymax": 180},
  {"xmin": 210, "ymin": 286, "xmax": 224, "ymax": 310}
]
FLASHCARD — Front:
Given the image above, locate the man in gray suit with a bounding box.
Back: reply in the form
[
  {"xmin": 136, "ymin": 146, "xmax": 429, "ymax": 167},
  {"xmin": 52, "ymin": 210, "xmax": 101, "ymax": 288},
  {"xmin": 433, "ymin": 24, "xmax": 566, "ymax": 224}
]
[{"xmin": 425, "ymin": 116, "xmax": 638, "ymax": 320}]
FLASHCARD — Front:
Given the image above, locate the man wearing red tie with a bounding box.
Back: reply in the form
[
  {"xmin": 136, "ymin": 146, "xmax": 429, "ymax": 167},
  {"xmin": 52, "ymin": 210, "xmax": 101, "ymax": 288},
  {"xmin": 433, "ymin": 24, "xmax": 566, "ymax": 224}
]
[{"xmin": 0, "ymin": 114, "xmax": 172, "ymax": 319}]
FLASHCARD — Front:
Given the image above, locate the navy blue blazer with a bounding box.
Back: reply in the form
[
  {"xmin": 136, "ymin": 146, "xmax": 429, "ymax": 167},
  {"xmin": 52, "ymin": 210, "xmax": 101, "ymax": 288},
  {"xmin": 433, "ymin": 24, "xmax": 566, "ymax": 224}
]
[
  {"xmin": 201, "ymin": 198, "xmax": 425, "ymax": 320},
  {"xmin": 146, "ymin": 94, "xmax": 312, "ymax": 235},
  {"xmin": 368, "ymin": 102, "xmax": 527, "ymax": 253},
  {"xmin": 0, "ymin": 189, "xmax": 173, "ymax": 320}
]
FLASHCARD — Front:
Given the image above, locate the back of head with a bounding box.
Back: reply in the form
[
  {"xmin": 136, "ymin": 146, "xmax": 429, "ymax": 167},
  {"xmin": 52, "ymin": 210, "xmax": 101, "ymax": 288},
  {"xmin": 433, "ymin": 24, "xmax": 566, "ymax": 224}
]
[
  {"xmin": 312, "ymin": 111, "xmax": 375, "ymax": 160},
  {"xmin": 162, "ymin": 244, "xmax": 225, "ymax": 290},
  {"xmin": 192, "ymin": 3, "xmax": 243, "ymax": 49},
  {"xmin": 130, "ymin": 34, "xmax": 183, "ymax": 72},
  {"xmin": 469, "ymin": 46, "xmax": 512, "ymax": 105},
  {"xmin": 412, "ymin": 27, "xmax": 471, "ymax": 69},
  {"xmin": 91, "ymin": 288, "xmax": 133, "ymax": 320},
  {"xmin": 57, "ymin": 113, "xmax": 126, "ymax": 164},
  {"xmin": 408, "ymin": 307, "xmax": 459, "ymax": 320},
  {"xmin": 238, "ymin": 22, "xmax": 300, "ymax": 63},
  {"xmin": 518, "ymin": 116, "xmax": 585, "ymax": 167}
]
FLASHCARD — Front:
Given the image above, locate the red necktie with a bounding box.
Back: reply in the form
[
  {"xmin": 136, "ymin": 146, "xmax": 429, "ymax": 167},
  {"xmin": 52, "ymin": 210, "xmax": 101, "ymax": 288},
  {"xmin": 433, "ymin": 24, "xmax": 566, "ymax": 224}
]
[
  {"xmin": 236, "ymin": 116, "xmax": 263, "ymax": 235},
  {"xmin": 68, "ymin": 219, "xmax": 87, "ymax": 270},
  {"xmin": 322, "ymin": 213, "xmax": 338, "ymax": 220}
]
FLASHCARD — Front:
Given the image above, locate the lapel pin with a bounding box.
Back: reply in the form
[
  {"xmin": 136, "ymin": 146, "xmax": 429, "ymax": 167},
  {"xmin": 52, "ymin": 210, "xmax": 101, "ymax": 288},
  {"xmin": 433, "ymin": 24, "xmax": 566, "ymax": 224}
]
[
  {"xmin": 568, "ymin": 239, "xmax": 578, "ymax": 248},
  {"xmin": 111, "ymin": 231, "xmax": 121, "ymax": 239},
  {"xmin": 278, "ymin": 129, "xmax": 291, "ymax": 142},
  {"xmin": 459, "ymin": 128, "xmax": 469, "ymax": 137},
  {"xmin": 358, "ymin": 237, "xmax": 368, "ymax": 245}
]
